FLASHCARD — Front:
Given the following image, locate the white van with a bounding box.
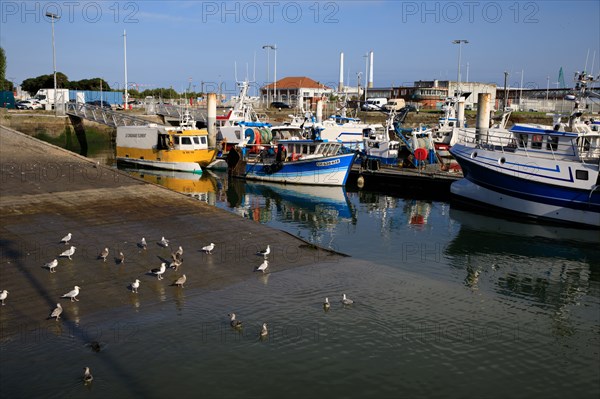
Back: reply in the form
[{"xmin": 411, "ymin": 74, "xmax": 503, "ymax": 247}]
[
  {"xmin": 382, "ymin": 98, "xmax": 405, "ymax": 111},
  {"xmin": 361, "ymin": 97, "xmax": 387, "ymax": 111}
]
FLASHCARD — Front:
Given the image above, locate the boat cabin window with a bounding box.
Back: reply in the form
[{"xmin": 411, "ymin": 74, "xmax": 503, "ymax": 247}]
[
  {"xmin": 546, "ymin": 136, "xmax": 559, "ymax": 151},
  {"xmin": 173, "ymin": 136, "xmax": 180, "ymax": 145},
  {"xmin": 576, "ymin": 170, "xmax": 589, "ymax": 180},
  {"xmin": 531, "ymin": 134, "xmax": 543, "ymax": 150},
  {"xmin": 181, "ymin": 137, "xmax": 192, "ymax": 145},
  {"xmin": 200, "ymin": 136, "xmax": 207, "ymax": 145},
  {"xmin": 193, "ymin": 137, "xmax": 200, "ymax": 145},
  {"xmin": 518, "ymin": 134, "xmax": 528, "ymax": 148}
]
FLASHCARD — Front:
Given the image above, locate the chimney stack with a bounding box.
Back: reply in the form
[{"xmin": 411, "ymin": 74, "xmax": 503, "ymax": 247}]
[
  {"xmin": 338, "ymin": 52, "xmax": 344, "ymax": 92},
  {"xmin": 368, "ymin": 51, "xmax": 374, "ymax": 88}
]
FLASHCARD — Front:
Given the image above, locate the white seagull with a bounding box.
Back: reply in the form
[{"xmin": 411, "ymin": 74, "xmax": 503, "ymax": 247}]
[
  {"xmin": 0, "ymin": 290, "xmax": 8, "ymax": 305},
  {"xmin": 83, "ymin": 367, "xmax": 93, "ymax": 383},
  {"xmin": 174, "ymin": 246, "xmax": 183, "ymax": 258},
  {"xmin": 202, "ymin": 243, "xmax": 215, "ymax": 254},
  {"xmin": 61, "ymin": 286, "xmax": 81, "ymax": 302},
  {"xmin": 257, "ymin": 245, "xmax": 271, "ymax": 258},
  {"xmin": 60, "ymin": 233, "xmax": 72, "ymax": 244},
  {"xmin": 160, "ymin": 236, "xmax": 169, "ymax": 247},
  {"xmin": 59, "ymin": 246, "xmax": 76, "ymax": 260},
  {"xmin": 44, "ymin": 259, "xmax": 58, "ymax": 273},
  {"xmin": 49, "ymin": 303, "xmax": 63, "ymax": 321},
  {"xmin": 150, "ymin": 263, "xmax": 167, "ymax": 280},
  {"xmin": 323, "ymin": 297, "xmax": 331, "ymax": 311},
  {"xmin": 98, "ymin": 247, "xmax": 109, "ymax": 262},
  {"xmin": 229, "ymin": 313, "xmax": 242, "ymax": 328},
  {"xmin": 140, "ymin": 237, "xmax": 147, "ymax": 250},
  {"xmin": 119, "ymin": 251, "xmax": 125, "ymax": 264},
  {"xmin": 131, "ymin": 279, "xmax": 140, "ymax": 293},
  {"xmin": 260, "ymin": 322, "xmax": 268, "ymax": 338},
  {"xmin": 173, "ymin": 274, "xmax": 187, "ymax": 288},
  {"xmin": 341, "ymin": 293, "xmax": 354, "ymax": 305},
  {"xmin": 255, "ymin": 260, "xmax": 268, "ymax": 273}
]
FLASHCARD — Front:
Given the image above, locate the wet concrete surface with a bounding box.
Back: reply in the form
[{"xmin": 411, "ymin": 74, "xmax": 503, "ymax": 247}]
[{"xmin": 0, "ymin": 125, "xmax": 345, "ymax": 337}]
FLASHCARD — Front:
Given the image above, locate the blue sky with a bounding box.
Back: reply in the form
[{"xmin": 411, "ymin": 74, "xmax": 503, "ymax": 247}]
[{"xmin": 2, "ymin": 0, "xmax": 599, "ymax": 96}]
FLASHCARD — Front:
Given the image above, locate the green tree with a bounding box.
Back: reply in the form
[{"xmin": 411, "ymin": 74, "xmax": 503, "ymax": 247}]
[
  {"xmin": 21, "ymin": 72, "xmax": 69, "ymax": 95},
  {"xmin": 0, "ymin": 47, "xmax": 12, "ymax": 91},
  {"xmin": 68, "ymin": 78, "xmax": 111, "ymax": 91}
]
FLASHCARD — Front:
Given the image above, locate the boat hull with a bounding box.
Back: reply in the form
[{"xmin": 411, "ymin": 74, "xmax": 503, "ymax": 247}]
[
  {"xmin": 243, "ymin": 153, "xmax": 356, "ymax": 186},
  {"xmin": 116, "ymin": 157, "xmax": 204, "ymax": 174},
  {"xmin": 450, "ymin": 145, "xmax": 600, "ymax": 227}
]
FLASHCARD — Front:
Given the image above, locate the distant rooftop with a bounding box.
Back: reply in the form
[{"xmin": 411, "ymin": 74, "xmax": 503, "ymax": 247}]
[{"xmin": 263, "ymin": 77, "xmax": 331, "ymax": 90}]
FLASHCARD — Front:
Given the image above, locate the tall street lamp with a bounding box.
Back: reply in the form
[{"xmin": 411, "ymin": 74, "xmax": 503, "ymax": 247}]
[
  {"xmin": 263, "ymin": 44, "xmax": 276, "ymax": 104},
  {"xmin": 46, "ymin": 12, "xmax": 60, "ymax": 115},
  {"xmin": 452, "ymin": 39, "xmax": 468, "ymax": 97}
]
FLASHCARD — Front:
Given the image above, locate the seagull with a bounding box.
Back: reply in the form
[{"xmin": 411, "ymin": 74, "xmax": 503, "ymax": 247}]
[
  {"xmin": 119, "ymin": 251, "xmax": 125, "ymax": 264},
  {"xmin": 0, "ymin": 290, "xmax": 8, "ymax": 305},
  {"xmin": 341, "ymin": 294, "xmax": 354, "ymax": 305},
  {"xmin": 202, "ymin": 243, "xmax": 215, "ymax": 254},
  {"xmin": 160, "ymin": 236, "xmax": 169, "ymax": 247},
  {"xmin": 260, "ymin": 323, "xmax": 268, "ymax": 338},
  {"xmin": 98, "ymin": 247, "xmax": 109, "ymax": 262},
  {"xmin": 173, "ymin": 274, "xmax": 186, "ymax": 288},
  {"xmin": 150, "ymin": 263, "xmax": 167, "ymax": 280},
  {"xmin": 83, "ymin": 367, "xmax": 93, "ymax": 383},
  {"xmin": 44, "ymin": 259, "xmax": 58, "ymax": 273},
  {"xmin": 257, "ymin": 245, "xmax": 271, "ymax": 258},
  {"xmin": 169, "ymin": 258, "xmax": 182, "ymax": 271},
  {"xmin": 131, "ymin": 279, "xmax": 140, "ymax": 293},
  {"xmin": 61, "ymin": 286, "xmax": 80, "ymax": 302},
  {"xmin": 174, "ymin": 246, "xmax": 183, "ymax": 258},
  {"xmin": 140, "ymin": 237, "xmax": 147, "ymax": 250},
  {"xmin": 49, "ymin": 303, "xmax": 63, "ymax": 321},
  {"xmin": 60, "ymin": 233, "xmax": 72, "ymax": 244},
  {"xmin": 59, "ymin": 246, "xmax": 76, "ymax": 260},
  {"xmin": 255, "ymin": 260, "xmax": 268, "ymax": 273},
  {"xmin": 229, "ymin": 313, "xmax": 242, "ymax": 329},
  {"xmin": 323, "ymin": 297, "xmax": 330, "ymax": 311}
]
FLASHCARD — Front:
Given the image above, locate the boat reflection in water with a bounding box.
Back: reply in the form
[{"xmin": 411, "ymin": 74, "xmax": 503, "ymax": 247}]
[
  {"xmin": 223, "ymin": 178, "xmax": 356, "ymax": 250},
  {"xmin": 121, "ymin": 168, "xmax": 221, "ymax": 205},
  {"xmin": 447, "ymin": 207, "xmax": 599, "ymax": 336}
]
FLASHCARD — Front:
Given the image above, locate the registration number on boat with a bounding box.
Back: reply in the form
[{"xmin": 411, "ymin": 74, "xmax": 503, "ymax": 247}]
[{"xmin": 316, "ymin": 159, "xmax": 340, "ymax": 167}]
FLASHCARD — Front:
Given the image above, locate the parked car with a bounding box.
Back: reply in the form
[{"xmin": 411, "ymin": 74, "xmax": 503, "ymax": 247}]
[
  {"xmin": 270, "ymin": 101, "xmax": 291, "ymax": 109},
  {"xmin": 16, "ymin": 99, "xmax": 43, "ymax": 110},
  {"xmin": 86, "ymin": 100, "xmax": 112, "ymax": 108},
  {"xmin": 361, "ymin": 98, "xmax": 388, "ymax": 111}
]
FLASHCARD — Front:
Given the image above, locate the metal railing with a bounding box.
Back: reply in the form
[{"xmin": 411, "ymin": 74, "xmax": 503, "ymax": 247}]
[
  {"xmin": 155, "ymin": 103, "xmax": 208, "ymax": 122},
  {"xmin": 66, "ymin": 102, "xmax": 155, "ymax": 128}
]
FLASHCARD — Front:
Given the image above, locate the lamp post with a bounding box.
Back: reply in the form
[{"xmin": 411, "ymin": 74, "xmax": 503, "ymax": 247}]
[
  {"xmin": 263, "ymin": 44, "xmax": 276, "ymax": 104},
  {"xmin": 46, "ymin": 12, "xmax": 60, "ymax": 115},
  {"xmin": 452, "ymin": 39, "xmax": 468, "ymax": 97},
  {"xmin": 123, "ymin": 30, "xmax": 128, "ymax": 109}
]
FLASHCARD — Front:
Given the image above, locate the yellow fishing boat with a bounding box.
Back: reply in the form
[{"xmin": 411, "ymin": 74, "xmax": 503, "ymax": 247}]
[{"xmin": 116, "ymin": 112, "xmax": 216, "ymax": 173}]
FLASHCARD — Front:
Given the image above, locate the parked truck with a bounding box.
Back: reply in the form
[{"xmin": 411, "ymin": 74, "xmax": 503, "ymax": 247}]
[{"xmin": 34, "ymin": 88, "xmax": 70, "ymax": 108}]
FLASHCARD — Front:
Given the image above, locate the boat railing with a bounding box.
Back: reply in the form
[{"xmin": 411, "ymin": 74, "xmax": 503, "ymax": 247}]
[{"xmin": 454, "ymin": 127, "xmax": 598, "ymax": 162}]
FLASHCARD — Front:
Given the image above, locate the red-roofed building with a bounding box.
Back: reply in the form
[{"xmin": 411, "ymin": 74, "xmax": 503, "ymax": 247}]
[{"xmin": 262, "ymin": 77, "xmax": 333, "ymax": 108}]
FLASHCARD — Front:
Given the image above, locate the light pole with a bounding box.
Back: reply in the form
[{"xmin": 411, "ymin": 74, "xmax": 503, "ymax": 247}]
[
  {"xmin": 518, "ymin": 69, "xmax": 524, "ymax": 111},
  {"xmin": 46, "ymin": 12, "xmax": 60, "ymax": 115},
  {"xmin": 123, "ymin": 30, "xmax": 128, "ymax": 109},
  {"xmin": 263, "ymin": 45, "xmax": 276, "ymax": 104},
  {"xmin": 452, "ymin": 39, "xmax": 468, "ymax": 97}
]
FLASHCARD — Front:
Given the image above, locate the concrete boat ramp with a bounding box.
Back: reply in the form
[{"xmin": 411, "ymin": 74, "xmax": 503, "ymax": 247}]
[{"xmin": 0, "ymin": 125, "xmax": 345, "ymax": 335}]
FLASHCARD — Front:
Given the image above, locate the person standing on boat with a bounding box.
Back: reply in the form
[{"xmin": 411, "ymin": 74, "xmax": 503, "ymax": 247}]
[{"xmin": 276, "ymin": 143, "xmax": 287, "ymax": 163}]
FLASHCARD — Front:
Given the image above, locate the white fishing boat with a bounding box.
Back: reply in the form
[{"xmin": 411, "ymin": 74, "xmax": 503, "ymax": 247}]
[
  {"xmin": 449, "ymin": 72, "xmax": 600, "ymax": 227},
  {"xmin": 116, "ymin": 112, "xmax": 217, "ymax": 173}
]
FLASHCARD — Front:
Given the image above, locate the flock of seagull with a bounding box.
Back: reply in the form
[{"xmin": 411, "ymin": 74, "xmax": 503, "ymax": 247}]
[{"xmin": 1, "ymin": 233, "xmax": 355, "ymax": 384}]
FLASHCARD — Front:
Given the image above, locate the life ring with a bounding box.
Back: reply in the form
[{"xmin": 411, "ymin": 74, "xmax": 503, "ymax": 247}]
[{"xmin": 168, "ymin": 138, "xmax": 175, "ymax": 149}]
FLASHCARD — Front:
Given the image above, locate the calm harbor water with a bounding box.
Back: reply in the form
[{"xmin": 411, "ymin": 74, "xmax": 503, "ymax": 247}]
[{"xmin": 1, "ymin": 145, "xmax": 599, "ymax": 398}]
